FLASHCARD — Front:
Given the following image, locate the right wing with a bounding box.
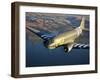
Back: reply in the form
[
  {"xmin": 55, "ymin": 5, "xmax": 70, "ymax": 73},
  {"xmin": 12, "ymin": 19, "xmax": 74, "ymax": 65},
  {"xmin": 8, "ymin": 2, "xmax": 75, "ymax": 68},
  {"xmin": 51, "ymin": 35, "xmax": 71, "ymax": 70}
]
[
  {"xmin": 73, "ymin": 43, "xmax": 89, "ymax": 49},
  {"xmin": 26, "ymin": 27, "xmax": 56, "ymax": 40},
  {"xmin": 63, "ymin": 43, "xmax": 89, "ymax": 53}
]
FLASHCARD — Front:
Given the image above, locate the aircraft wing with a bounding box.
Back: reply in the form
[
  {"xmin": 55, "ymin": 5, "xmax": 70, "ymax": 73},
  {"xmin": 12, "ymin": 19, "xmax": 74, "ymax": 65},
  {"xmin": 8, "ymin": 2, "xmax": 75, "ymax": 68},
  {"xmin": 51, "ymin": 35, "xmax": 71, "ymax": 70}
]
[
  {"xmin": 64, "ymin": 43, "xmax": 89, "ymax": 53},
  {"xmin": 73, "ymin": 43, "xmax": 89, "ymax": 49},
  {"xmin": 73, "ymin": 34, "xmax": 89, "ymax": 49},
  {"xmin": 26, "ymin": 27, "xmax": 56, "ymax": 40}
]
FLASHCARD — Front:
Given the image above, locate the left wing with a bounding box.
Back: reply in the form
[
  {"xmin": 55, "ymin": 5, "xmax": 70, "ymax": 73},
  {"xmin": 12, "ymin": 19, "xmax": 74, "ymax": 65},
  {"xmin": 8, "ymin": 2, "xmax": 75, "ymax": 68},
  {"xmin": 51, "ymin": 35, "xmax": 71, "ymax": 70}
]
[{"xmin": 26, "ymin": 27, "xmax": 56, "ymax": 40}]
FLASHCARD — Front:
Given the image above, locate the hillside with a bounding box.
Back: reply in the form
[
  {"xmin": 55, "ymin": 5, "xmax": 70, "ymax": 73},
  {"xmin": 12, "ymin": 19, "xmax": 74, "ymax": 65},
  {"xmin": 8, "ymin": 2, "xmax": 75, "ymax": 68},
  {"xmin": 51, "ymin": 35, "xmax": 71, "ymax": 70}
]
[{"xmin": 26, "ymin": 12, "xmax": 89, "ymax": 44}]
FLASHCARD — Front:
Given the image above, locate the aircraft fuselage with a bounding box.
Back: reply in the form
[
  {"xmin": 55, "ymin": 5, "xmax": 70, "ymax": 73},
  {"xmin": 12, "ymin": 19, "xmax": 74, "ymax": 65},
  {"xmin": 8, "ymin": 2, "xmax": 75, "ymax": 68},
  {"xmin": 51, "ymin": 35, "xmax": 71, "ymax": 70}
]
[{"xmin": 47, "ymin": 27, "xmax": 82, "ymax": 49}]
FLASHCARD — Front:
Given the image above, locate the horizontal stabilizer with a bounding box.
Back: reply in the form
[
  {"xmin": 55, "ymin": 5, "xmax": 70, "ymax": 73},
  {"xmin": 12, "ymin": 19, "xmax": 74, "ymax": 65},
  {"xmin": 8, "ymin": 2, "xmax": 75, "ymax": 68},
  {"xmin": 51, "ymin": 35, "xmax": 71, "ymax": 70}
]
[{"xmin": 83, "ymin": 28, "xmax": 89, "ymax": 31}]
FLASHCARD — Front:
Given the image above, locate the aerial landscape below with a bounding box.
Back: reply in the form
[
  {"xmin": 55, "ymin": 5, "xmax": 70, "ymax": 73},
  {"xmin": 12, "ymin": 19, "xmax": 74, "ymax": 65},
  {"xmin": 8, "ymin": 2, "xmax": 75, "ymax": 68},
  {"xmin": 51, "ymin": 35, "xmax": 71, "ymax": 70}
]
[{"xmin": 26, "ymin": 12, "xmax": 90, "ymax": 67}]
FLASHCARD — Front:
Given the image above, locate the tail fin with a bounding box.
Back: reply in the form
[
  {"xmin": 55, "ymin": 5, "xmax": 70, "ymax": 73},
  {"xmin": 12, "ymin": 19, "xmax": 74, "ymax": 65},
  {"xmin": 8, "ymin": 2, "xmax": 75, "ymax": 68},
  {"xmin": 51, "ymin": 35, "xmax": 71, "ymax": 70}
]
[
  {"xmin": 79, "ymin": 17, "xmax": 85, "ymax": 30},
  {"xmin": 79, "ymin": 17, "xmax": 89, "ymax": 31}
]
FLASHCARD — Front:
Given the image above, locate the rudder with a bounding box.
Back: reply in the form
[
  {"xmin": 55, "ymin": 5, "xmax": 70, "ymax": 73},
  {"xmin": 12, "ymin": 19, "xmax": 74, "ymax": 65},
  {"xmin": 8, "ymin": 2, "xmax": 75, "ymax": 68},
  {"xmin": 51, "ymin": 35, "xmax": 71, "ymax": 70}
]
[{"xmin": 79, "ymin": 17, "xmax": 85, "ymax": 30}]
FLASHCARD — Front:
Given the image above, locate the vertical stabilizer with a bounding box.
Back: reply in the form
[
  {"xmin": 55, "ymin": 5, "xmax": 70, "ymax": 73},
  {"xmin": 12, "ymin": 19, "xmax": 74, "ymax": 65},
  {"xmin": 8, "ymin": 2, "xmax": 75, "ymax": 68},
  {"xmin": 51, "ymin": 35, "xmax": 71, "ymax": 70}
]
[{"xmin": 79, "ymin": 17, "xmax": 85, "ymax": 30}]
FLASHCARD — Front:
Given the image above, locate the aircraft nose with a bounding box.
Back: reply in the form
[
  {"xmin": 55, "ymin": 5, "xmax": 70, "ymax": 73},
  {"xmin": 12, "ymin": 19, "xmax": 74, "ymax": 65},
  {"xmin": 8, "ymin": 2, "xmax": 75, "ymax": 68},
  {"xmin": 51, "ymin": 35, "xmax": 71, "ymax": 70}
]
[
  {"xmin": 43, "ymin": 41, "xmax": 49, "ymax": 48},
  {"xmin": 48, "ymin": 43, "xmax": 56, "ymax": 49}
]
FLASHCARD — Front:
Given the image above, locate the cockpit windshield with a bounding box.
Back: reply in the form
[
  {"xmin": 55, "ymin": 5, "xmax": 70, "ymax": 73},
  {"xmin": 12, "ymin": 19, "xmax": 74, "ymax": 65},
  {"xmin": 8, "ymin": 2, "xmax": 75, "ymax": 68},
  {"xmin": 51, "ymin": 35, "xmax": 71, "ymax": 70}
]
[
  {"xmin": 43, "ymin": 39, "xmax": 54, "ymax": 47},
  {"xmin": 48, "ymin": 39, "xmax": 54, "ymax": 44}
]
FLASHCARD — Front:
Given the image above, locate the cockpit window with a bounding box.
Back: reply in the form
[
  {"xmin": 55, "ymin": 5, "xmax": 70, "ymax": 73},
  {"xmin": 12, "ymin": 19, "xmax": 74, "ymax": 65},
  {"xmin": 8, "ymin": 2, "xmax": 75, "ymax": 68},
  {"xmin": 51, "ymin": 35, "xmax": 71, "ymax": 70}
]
[
  {"xmin": 48, "ymin": 39, "xmax": 54, "ymax": 44},
  {"xmin": 44, "ymin": 39, "xmax": 54, "ymax": 46}
]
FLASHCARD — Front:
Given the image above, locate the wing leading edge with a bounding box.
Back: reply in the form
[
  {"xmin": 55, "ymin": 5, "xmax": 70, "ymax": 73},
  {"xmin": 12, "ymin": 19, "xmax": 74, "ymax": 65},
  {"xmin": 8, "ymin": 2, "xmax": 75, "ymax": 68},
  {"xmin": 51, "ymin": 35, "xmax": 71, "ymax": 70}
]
[{"xmin": 26, "ymin": 27, "xmax": 56, "ymax": 40}]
